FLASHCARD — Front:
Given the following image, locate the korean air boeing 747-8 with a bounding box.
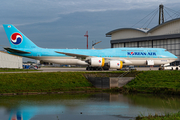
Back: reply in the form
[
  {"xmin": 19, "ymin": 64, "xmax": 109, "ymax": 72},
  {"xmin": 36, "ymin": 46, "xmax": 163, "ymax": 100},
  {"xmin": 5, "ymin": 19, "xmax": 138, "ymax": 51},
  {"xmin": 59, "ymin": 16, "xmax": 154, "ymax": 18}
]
[{"xmin": 3, "ymin": 24, "xmax": 177, "ymax": 70}]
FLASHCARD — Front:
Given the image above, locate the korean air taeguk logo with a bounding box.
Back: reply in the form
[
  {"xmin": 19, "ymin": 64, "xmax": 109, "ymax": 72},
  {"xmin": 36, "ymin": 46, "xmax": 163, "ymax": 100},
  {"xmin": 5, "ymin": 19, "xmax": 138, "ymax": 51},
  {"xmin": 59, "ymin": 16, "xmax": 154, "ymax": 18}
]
[
  {"xmin": 11, "ymin": 33, "xmax": 23, "ymax": 45},
  {"xmin": 127, "ymin": 52, "xmax": 156, "ymax": 56}
]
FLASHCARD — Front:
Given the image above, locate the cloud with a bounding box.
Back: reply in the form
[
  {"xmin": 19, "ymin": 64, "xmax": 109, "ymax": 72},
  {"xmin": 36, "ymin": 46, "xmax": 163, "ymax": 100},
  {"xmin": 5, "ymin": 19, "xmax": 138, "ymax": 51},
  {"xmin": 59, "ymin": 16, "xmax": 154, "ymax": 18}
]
[
  {"xmin": 1, "ymin": 0, "xmax": 180, "ymax": 18},
  {"xmin": 54, "ymin": 0, "xmax": 180, "ymax": 14},
  {"xmin": 0, "ymin": 1, "xmax": 179, "ymax": 28},
  {"xmin": 0, "ymin": 0, "xmax": 180, "ymax": 49},
  {"xmin": 13, "ymin": 17, "xmax": 61, "ymax": 27},
  {"xmin": 0, "ymin": 0, "xmax": 179, "ymax": 28}
]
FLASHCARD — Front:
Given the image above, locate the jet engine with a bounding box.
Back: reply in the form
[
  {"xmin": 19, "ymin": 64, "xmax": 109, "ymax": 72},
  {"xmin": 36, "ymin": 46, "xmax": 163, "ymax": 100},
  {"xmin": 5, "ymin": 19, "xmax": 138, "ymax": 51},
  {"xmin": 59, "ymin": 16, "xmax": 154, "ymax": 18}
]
[
  {"xmin": 87, "ymin": 58, "xmax": 105, "ymax": 67},
  {"xmin": 108, "ymin": 61, "xmax": 123, "ymax": 69}
]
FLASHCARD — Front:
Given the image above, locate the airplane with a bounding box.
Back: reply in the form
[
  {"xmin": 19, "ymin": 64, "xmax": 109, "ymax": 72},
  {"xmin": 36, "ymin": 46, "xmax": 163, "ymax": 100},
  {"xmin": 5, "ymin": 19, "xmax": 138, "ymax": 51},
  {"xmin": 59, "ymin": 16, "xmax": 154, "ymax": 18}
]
[{"xmin": 3, "ymin": 24, "xmax": 177, "ymax": 70}]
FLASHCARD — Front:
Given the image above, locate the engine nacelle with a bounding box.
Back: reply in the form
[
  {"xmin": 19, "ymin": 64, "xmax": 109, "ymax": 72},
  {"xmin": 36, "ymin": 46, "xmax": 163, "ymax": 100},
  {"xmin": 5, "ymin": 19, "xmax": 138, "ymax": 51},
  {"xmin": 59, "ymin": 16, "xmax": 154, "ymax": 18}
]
[
  {"xmin": 108, "ymin": 61, "xmax": 123, "ymax": 69},
  {"xmin": 89, "ymin": 58, "xmax": 105, "ymax": 67}
]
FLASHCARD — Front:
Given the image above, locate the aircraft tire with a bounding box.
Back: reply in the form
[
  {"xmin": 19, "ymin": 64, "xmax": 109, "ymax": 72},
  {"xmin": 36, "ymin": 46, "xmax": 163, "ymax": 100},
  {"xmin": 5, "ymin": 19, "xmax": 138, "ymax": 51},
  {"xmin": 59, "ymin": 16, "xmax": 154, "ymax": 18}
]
[
  {"xmin": 87, "ymin": 67, "xmax": 91, "ymax": 71},
  {"xmin": 98, "ymin": 67, "xmax": 102, "ymax": 71},
  {"xmin": 87, "ymin": 67, "xmax": 104, "ymax": 71}
]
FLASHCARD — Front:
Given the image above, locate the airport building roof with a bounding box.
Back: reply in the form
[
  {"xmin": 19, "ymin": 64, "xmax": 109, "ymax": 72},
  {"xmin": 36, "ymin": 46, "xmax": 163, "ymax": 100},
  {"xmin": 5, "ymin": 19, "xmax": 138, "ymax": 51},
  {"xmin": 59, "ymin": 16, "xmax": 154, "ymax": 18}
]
[{"xmin": 106, "ymin": 18, "xmax": 180, "ymax": 43}]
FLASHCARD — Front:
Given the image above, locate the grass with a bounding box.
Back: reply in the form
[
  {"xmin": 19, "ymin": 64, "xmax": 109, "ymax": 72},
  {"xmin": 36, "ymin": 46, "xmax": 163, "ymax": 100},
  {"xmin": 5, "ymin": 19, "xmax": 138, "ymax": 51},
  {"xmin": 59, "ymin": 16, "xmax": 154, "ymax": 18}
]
[
  {"xmin": 1, "ymin": 70, "xmax": 180, "ymax": 94},
  {"xmin": 123, "ymin": 70, "xmax": 180, "ymax": 94},
  {"xmin": 136, "ymin": 112, "xmax": 180, "ymax": 120},
  {"xmin": 0, "ymin": 71, "xmax": 131, "ymax": 93},
  {"xmin": 0, "ymin": 72, "xmax": 95, "ymax": 93}
]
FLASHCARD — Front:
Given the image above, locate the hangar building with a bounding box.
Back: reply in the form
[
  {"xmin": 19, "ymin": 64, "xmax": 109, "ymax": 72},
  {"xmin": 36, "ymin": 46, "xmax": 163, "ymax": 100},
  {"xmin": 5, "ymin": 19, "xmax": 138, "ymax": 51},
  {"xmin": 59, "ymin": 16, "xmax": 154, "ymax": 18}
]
[
  {"xmin": 106, "ymin": 18, "xmax": 180, "ymax": 65},
  {"xmin": 0, "ymin": 51, "xmax": 22, "ymax": 69}
]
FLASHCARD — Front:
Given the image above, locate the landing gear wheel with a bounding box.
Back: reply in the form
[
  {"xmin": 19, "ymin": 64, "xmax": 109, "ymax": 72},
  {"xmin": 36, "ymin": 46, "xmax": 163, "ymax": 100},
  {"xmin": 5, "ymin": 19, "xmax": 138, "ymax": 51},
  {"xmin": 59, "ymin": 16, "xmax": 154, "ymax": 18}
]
[{"xmin": 86, "ymin": 67, "xmax": 91, "ymax": 71}]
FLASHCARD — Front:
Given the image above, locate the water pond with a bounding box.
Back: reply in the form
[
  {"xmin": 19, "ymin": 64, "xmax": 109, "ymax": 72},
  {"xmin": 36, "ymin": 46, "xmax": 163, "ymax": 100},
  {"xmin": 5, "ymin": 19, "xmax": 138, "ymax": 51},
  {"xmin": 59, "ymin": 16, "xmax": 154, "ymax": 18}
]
[{"xmin": 1, "ymin": 93, "xmax": 180, "ymax": 120}]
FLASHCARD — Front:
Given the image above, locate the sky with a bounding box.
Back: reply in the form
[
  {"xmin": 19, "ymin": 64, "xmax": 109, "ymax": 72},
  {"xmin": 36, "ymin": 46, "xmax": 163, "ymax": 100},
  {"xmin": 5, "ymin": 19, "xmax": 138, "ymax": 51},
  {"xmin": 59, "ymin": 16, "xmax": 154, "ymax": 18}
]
[{"xmin": 0, "ymin": 0, "xmax": 180, "ymax": 52}]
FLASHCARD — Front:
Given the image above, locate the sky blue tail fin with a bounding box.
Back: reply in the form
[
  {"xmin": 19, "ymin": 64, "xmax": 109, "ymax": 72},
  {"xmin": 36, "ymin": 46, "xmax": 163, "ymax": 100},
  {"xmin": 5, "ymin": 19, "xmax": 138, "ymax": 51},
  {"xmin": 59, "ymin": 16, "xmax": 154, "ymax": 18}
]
[{"xmin": 3, "ymin": 24, "xmax": 38, "ymax": 48}]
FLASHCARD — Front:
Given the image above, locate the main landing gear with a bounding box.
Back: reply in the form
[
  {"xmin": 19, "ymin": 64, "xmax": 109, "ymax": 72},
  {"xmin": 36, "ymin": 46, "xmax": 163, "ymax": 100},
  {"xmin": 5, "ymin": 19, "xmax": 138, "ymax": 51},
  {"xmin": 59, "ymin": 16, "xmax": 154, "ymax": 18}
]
[{"xmin": 86, "ymin": 66, "xmax": 109, "ymax": 71}]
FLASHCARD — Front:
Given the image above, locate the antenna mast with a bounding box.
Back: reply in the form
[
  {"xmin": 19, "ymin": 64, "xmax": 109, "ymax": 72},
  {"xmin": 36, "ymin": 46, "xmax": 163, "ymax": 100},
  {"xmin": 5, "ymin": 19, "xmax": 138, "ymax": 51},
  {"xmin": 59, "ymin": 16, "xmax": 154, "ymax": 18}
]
[
  {"xmin": 159, "ymin": 4, "xmax": 164, "ymax": 25},
  {"xmin": 84, "ymin": 31, "xmax": 88, "ymax": 49}
]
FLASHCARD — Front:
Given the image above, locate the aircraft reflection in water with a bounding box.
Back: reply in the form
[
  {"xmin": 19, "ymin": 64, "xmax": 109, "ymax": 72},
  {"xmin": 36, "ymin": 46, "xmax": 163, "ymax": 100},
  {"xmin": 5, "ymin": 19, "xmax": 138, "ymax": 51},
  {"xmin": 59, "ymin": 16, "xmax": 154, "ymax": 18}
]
[
  {"xmin": 9, "ymin": 111, "xmax": 23, "ymax": 120},
  {"xmin": 9, "ymin": 109, "xmax": 36, "ymax": 120},
  {"xmin": 8, "ymin": 105, "xmax": 69, "ymax": 120},
  {"xmin": 6, "ymin": 94, "xmax": 180, "ymax": 120},
  {"xmin": 7, "ymin": 105, "xmax": 132, "ymax": 120},
  {"xmin": 8, "ymin": 106, "xmax": 64, "ymax": 120}
]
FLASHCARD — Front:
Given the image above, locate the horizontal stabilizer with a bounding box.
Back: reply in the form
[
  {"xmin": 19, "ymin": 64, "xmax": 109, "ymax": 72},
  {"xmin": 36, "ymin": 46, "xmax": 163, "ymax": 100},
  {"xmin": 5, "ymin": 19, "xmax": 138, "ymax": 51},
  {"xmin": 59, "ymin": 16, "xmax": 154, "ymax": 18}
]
[{"xmin": 4, "ymin": 47, "xmax": 31, "ymax": 54}]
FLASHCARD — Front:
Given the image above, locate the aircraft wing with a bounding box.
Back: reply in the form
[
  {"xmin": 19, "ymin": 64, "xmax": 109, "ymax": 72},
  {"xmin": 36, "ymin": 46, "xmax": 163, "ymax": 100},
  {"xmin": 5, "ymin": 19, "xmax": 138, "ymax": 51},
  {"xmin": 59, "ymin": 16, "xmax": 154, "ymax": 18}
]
[
  {"xmin": 55, "ymin": 51, "xmax": 89, "ymax": 58},
  {"xmin": 4, "ymin": 47, "xmax": 31, "ymax": 54},
  {"xmin": 55, "ymin": 51, "xmax": 132, "ymax": 64}
]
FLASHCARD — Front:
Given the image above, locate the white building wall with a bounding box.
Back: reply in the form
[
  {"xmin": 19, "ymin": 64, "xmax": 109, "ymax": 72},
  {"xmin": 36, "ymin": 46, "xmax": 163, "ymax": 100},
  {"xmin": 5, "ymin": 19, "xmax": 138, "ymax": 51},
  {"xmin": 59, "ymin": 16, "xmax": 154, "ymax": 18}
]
[
  {"xmin": 112, "ymin": 30, "xmax": 146, "ymax": 40},
  {"xmin": 150, "ymin": 20, "xmax": 180, "ymax": 36},
  {"xmin": 0, "ymin": 51, "xmax": 22, "ymax": 69}
]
